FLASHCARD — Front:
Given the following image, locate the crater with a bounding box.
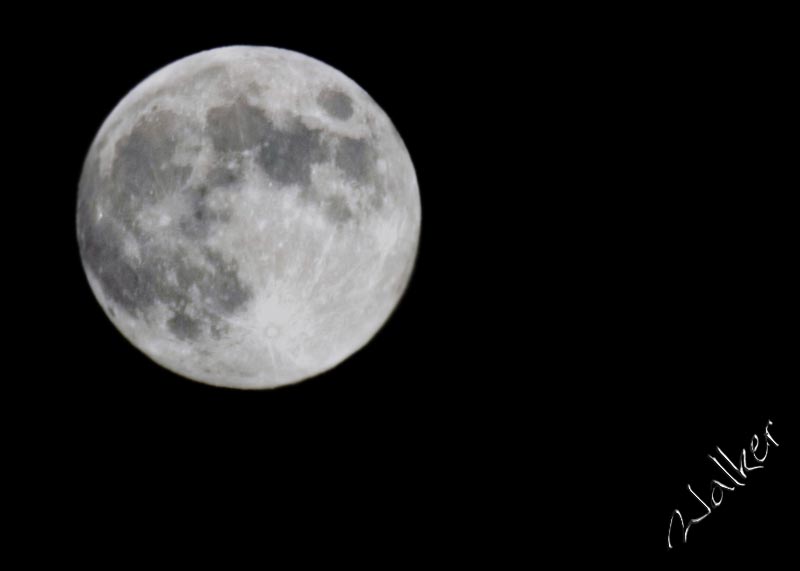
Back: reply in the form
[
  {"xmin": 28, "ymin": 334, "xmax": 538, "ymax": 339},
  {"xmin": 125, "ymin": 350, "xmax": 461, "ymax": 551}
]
[{"xmin": 317, "ymin": 89, "xmax": 354, "ymax": 120}]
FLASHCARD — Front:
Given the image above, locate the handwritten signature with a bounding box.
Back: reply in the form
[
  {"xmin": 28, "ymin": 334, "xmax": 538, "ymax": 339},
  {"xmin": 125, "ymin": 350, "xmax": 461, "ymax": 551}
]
[{"xmin": 667, "ymin": 419, "xmax": 779, "ymax": 550}]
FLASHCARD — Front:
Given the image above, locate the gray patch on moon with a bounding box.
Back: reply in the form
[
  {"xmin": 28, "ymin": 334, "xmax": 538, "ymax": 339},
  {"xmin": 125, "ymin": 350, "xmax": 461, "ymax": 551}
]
[
  {"xmin": 335, "ymin": 137, "xmax": 377, "ymax": 185},
  {"xmin": 206, "ymin": 98, "xmax": 272, "ymax": 153},
  {"xmin": 324, "ymin": 195, "xmax": 354, "ymax": 224},
  {"xmin": 78, "ymin": 153, "xmax": 254, "ymax": 343},
  {"xmin": 78, "ymin": 218, "xmax": 146, "ymax": 316},
  {"xmin": 76, "ymin": 153, "xmax": 102, "ymax": 229},
  {"xmin": 110, "ymin": 110, "xmax": 193, "ymax": 222},
  {"xmin": 178, "ymin": 185, "xmax": 232, "ymax": 240},
  {"xmin": 197, "ymin": 249, "xmax": 253, "ymax": 313},
  {"xmin": 77, "ymin": 101, "xmax": 255, "ymax": 342},
  {"xmin": 206, "ymin": 166, "xmax": 240, "ymax": 187},
  {"xmin": 81, "ymin": 225, "xmax": 253, "ymax": 337},
  {"xmin": 182, "ymin": 63, "xmax": 229, "ymax": 93},
  {"xmin": 139, "ymin": 63, "xmax": 230, "ymax": 114},
  {"xmin": 317, "ymin": 89, "xmax": 354, "ymax": 120},
  {"xmin": 202, "ymin": 96, "xmax": 382, "ymax": 228},
  {"xmin": 255, "ymin": 117, "xmax": 329, "ymax": 188},
  {"xmin": 167, "ymin": 312, "xmax": 202, "ymax": 340},
  {"xmin": 207, "ymin": 100, "xmax": 330, "ymax": 189}
]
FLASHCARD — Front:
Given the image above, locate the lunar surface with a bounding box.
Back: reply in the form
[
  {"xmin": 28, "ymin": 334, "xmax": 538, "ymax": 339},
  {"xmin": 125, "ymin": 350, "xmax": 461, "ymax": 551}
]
[{"xmin": 76, "ymin": 46, "xmax": 420, "ymax": 389}]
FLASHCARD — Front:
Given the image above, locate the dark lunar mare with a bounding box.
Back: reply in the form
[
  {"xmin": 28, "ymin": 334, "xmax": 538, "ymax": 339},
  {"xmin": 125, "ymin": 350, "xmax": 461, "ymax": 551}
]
[
  {"xmin": 317, "ymin": 89, "xmax": 354, "ymax": 120},
  {"xmin": 255, "ymin": 117, "xmax": 329, "ymax": 188},
  {"xmin": 335, "ymin": 137, "xmax": 378, "ymax": 185},
  {"xmin": 77, "ymin": 90, "xmax": 394, "ymax": 341},
  {"xmin": 77, "ymin": 109, "xmax": 254, "ymax": 341},
  {"xmin": 205, "ymin": 98, "xmax": 386, "ymax": 223},
  {"xmin": 207, "ymin": 98, "xmax": 330, "ymax": 189},
  {"xmin": 206, "ymin": 98, "xmax": 273, "ymax": 154}
]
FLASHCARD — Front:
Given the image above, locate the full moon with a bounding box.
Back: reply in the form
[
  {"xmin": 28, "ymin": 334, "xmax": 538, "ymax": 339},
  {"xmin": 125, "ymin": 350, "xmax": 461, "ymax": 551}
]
[{"xmin": 76, "ymin": 46, "xmax": 421, "ymax": 389}]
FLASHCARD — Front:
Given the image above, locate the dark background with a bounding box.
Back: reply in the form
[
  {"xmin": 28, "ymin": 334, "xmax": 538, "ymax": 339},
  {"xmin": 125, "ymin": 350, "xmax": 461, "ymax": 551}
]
[{"xmin": 11, "ymin": 8, "xmax": 793, "ymax": 563}]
